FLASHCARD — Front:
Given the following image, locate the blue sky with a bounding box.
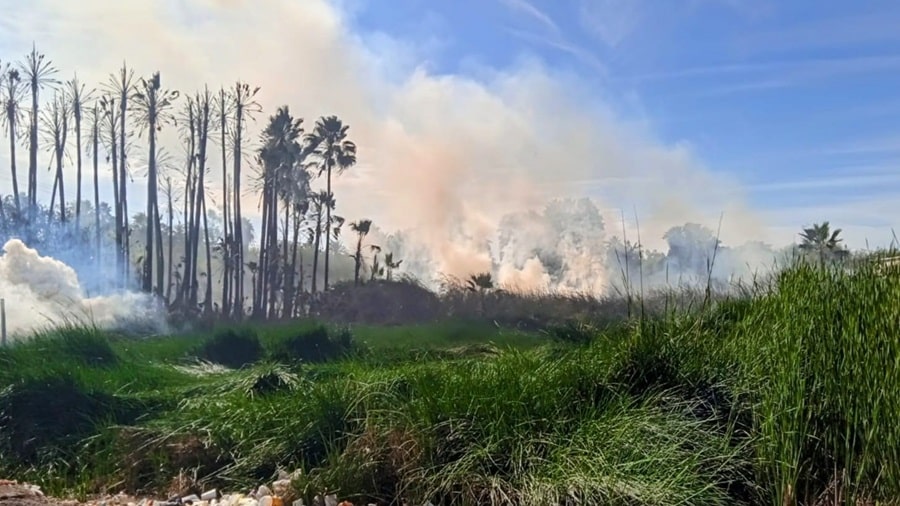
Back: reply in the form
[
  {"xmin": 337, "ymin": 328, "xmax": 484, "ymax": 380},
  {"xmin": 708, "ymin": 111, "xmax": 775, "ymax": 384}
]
[{"xmin": 345, "ymin": 0, "xmax": 900, "ymax": 242}]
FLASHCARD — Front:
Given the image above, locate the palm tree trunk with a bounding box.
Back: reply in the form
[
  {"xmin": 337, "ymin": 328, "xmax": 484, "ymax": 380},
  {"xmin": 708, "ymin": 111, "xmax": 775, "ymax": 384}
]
[
  {"xmin": 108, "ymin": 104, "xmax": 122, "ymax": 287},
  {"xmin": 312, "ymin": 208, "xmax": 322, "ymax": 294},
  {"xmin": 92, "ymin": 108, "xmax": 100, "ymax": 272},
  {"xmin": 324, "ymin": 162, "xmax": 332, "ymax": 290},
  {"xmin": 8, "ymin": 118, "xmax": 20, "ymax": 216},
  {"xmin": 74, "ymin": 106, "xmax": 83, "ymax": 230},
  {"xmin": 219, "ymin": 88, "xmax": 231, "ymax": 317},
  {"xmin": 166, "ymin": 177, "xmax": 174, "ymax": 305},
  {"xmin": 202, "ymin": 191, "xmax": 213, "ymax": 314},
  {"xmin": 28, "ymin": 78, "xmax": 38, "ymax": 211},
  {"xmin": 119, "ymin": 68, "xmax": 130, "ymax": 286},
  {"xmin": 232, "ymin": 98, "xmax": 244, "ymax": 319},
  {"xmin": 143, "ymin": 103, "xmax": 157, "ymax": 293}
]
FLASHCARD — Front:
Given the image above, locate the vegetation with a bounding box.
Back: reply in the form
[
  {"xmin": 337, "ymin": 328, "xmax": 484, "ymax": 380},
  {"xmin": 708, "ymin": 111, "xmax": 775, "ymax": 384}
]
[{"xmin": 0, "ymin": 252, "xmax": 898, "ymax": 505}]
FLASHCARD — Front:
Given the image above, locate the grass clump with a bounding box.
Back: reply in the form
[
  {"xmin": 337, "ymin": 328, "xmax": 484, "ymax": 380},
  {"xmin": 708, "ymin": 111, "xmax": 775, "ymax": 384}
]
[{"xmin": 195, "ymin": 327, "xmax": 264, "ymax": 369}]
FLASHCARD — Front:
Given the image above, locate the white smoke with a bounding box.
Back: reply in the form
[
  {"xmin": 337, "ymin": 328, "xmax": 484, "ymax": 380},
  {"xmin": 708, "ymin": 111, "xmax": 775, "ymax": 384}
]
[{"xmin": 0, "ymin": 239, "xmax": 167, "ymax": 340}]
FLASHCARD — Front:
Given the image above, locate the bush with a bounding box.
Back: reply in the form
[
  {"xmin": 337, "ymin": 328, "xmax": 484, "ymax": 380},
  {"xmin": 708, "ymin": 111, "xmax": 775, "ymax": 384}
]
[
  {"xmin": 542, "ymin": 320, "xmax": 597, "ymax": 346},
  {"xmin": 268, "ymin": 324, "xmax": 355, "ymax": 364},
  {"xmin": 196, "ymin": 328, "xmax": 263, "ymax": 369}
]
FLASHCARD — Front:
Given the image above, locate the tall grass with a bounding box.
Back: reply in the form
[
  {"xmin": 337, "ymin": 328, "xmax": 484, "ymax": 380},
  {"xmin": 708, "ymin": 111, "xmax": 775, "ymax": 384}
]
[{"xmin": 1, "ymin": 257, "xmax": 899, "ymax": 505}]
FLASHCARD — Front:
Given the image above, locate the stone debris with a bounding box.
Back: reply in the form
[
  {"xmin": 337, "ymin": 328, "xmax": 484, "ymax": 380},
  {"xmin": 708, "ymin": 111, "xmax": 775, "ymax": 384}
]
[{"xmin": 0, "ymin": 478, "xmax": 439, "ymax": 506}]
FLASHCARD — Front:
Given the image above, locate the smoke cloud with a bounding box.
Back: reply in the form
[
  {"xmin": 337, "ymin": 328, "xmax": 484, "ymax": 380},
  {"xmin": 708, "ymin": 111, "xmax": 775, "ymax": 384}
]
[
  {"xmin": 0, "ymin": 239, "xmax": 166, "ymax": 340},
  {"xmin": 3, "ymin": 0, "xmax": 783, "ymax": 297}
]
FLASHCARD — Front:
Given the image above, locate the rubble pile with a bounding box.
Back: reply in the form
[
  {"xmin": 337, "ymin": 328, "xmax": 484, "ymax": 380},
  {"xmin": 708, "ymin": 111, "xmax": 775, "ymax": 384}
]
[{"xmin": 0, "ymin": 479, "xmax": 436, "ymax": 506}]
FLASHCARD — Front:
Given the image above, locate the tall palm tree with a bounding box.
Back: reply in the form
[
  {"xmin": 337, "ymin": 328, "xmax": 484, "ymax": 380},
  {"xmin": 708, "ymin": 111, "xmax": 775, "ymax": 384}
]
[
  {"xmin": 799, "ymin": 221, "xmax": 848, "ymax": 265},
  {"xmin": 42, "ymin": 91, "xmax": 69, "ymax": 222},
  {"xmin": 255, "ymin": 106, "xmax": 304, "ymax": 318},
  {"xmin": 350, "ymin": 219, "xmax": 372, "ymax": 286},
  {"xmin": 231, "ymin": 82, "xmax": 262, "ymax": 319},
  {"xmin": 21, "ymin": 45, "xmax": 58, "ymax": 212},
  {"xmin": 132, "ymin": 71, "xmax": 179, "ymax": 295},
  {"xmin": 67, "ymin": 74, "xmax": 92, "ymax": 230},
  {"xmin": 106, "ymin": 63, "xmax": 135, "ymax": 285},
  {"xmin": 215, "ymin": 87, "xmax": 232, "ymax": 315},
  {"xmin": 305, "ymin": 115, "xmax": 357, "ymax": 291},
  {"xmin": 1, "ymin": 66, "xmax": 25, "ymax": 215}
]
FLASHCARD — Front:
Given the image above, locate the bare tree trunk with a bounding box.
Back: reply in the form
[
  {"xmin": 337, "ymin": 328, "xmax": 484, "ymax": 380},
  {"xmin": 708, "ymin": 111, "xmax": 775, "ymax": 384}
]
[
  {"xmin": 311, "ymin": 207, "xmax": 322, "ymax": 293},
  {"xmin": 106, "ymin": 100, "xmax": 122, "ymax": 287},
  {"xmin": 232, "ymin": 86, "xmax": 246, "ymax": 319},
  {"xmin": 118, "ymin": 64, "xmax": 131, "ymax": 286},
  {"xmin": 191, "ymin": 91, "xmax": 211, "ymax": 310},
  {"xmin": 73, "ymin": 91, "xmax": 83, "ymax": 230},
  {"xmin": 324, "ymin": 163, "xmax": 332, "ymax": 290},
  {"xmin": 143, "ymin": 90, "xmax": 158, "ymax": 294}
]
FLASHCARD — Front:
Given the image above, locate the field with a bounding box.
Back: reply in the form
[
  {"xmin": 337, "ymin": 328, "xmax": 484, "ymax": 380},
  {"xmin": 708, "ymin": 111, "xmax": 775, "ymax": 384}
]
[{"xmin": 1, "ymin": 261, "xmax": 900, "ymax": 506}]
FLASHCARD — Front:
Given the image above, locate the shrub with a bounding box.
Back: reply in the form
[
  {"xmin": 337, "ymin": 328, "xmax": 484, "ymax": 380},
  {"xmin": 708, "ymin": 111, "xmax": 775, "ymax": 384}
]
[
  {"xmin": 268, "ymin": 324, "xmax": 355, "ymax": 364},
  {"xmin": 195, "ymin": 328, "xmax": 263, "ymax": 369}
]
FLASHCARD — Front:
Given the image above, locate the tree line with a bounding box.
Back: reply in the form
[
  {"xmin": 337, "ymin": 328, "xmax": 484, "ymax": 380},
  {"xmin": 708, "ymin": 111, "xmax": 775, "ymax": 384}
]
[{"xmin": 0, "ymin": 46, "xmax": 394, "ymax": 321}]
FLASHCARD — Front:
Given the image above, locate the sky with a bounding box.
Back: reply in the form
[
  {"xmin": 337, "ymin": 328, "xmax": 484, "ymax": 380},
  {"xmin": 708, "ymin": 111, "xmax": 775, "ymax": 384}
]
[{"xmin": 0, "ymin": 0, "xmax": 899, "ymax": 273}]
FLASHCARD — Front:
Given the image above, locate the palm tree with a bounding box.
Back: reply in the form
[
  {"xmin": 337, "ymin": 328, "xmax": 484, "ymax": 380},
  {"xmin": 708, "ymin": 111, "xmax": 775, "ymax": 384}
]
[
  {"xmin": 466, "ymin": 272, "xmax": 494, "ymax": 316},
  {"xmin": 67, "ymin": 74, "xmax": 92, "ymax": 230},
  {"xmin": 230, "ymin": 82, "xmax": 262, "ymax": 319},
  {"xmin": 799, "ymin": 221, "xmax": 848, "ymax": 265},
  {"xmin": 42, "ymin": 91, "xmax": 69, "ymax": 222},
  {"xmin": 255, "ymin": 106, "xmax": 304, "ymax": 318},
  {"xmin": 1, "ymin": 66, "xmax": 25, "ymax": 215},
  {"xmin": 21, "ymin": 45, "xmax": 58, "ymax": 212},
  {"xmin": 105, "ymin": 63, "xmax": 136, "ymax": 285},
  {"xmin": 305, "ymin": 115, "xmax": 357, "ymax": 291},
  {"xmin": 384, "ymin": 252, "xmax": 402, "ymax": 281},
  {"xmin": 132, "ymin": 71, "xmax": 179, "ymax": 295},
  {"xmin": 100, "ymin": 94, "xmax": 123, "ymax": 283},
  {"xmin": 349, "ymin": 219, "xmax": 372, "ymax": 285}
]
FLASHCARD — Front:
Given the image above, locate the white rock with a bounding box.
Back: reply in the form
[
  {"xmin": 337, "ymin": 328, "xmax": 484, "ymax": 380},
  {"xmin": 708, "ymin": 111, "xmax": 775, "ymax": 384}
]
[
  {"xmin": 257, "ymin": 485, "xmax": 273, "ymax": 498},
  {"xmin": 271, "ymin": 479, "xmax": 292, "ymax": 498},
  {"xmin": 201, "ymin": 489, "xmax": 219, "ymax": 501},
  {"xmin": 323, "ymin": 494, "xmax": 338, "ymax": 506},
  {"xmin": 182, "ymin": 494, "xmax": 201, "ymax": 504},
  {"xmin": 292, "ymin": 500, "xmax": 305, "ymax": 506}
]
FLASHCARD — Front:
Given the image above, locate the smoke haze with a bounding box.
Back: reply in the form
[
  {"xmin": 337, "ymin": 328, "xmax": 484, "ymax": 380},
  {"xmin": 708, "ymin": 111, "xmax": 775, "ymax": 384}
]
[{"xmin": 3, "ymin": 0, "xmax": 786, "ymax": 296}]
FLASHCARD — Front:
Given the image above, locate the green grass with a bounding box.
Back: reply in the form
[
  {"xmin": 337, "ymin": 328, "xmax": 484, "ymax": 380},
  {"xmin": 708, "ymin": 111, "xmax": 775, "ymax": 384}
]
[{"xmin": 1, "ymin": 261, "xmax": 899, "ymax": 505}]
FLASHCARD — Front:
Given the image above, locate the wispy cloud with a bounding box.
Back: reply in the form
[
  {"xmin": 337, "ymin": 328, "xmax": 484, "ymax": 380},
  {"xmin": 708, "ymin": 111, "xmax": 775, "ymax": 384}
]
[
  {"xmin": 503, "ymin": 27, "xmax": 607, "ymax": 75},
  {"xmin": 741, "ymin": 10, "xmax": 900, "ymax": 54},
  {"xmin": 496, "ymin": 0, "xmax": 559, "ymax": 34},
  {"xmin": 578, "ymin": 0, "xmax": 643, "ymax": 48},
  {"xmin": 745, "ymin": 173, "xmax": 900, "ymax": 193}
]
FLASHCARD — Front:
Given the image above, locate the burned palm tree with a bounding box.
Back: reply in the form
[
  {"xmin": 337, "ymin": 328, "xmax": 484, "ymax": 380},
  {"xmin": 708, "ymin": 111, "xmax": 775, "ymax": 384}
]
[
  {"xmin": 369, "ymin": 244, "xmax": 383, "ymax": 281},
  {"xmin": 132, "ymin": 71, "xmax": 179, "ymax": 295},
  {"xmin": 305, "ymin": 115, "xmax": 357, "ymax": 291},
  {"xmin": 1, "ymin": 65, "xmax": 25, "ymax": 215},
  {"xmin": 20, "ymin": 44, "xmax": 58, "ymax": 212}
]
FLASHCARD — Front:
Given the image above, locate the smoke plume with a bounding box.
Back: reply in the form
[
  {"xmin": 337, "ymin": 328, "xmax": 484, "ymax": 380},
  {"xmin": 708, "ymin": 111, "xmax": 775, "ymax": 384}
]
[
  {"xmin": 3, "ymin": 0, "xmax": 785, "ymax": 297},
  {"xmin": 0, "ymin": 239, "xmax": 166, "ymax": 340}
]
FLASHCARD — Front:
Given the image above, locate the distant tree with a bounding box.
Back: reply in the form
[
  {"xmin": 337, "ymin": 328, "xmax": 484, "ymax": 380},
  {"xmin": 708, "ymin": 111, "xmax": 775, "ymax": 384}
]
[
  {"xmin": 799, "ymin": 221, "xmax": 848, "ymax": 265},
  {"xmin": 466, "ymin": 272, "xmax": 494, "ymax": 317},
  {"xmin": 369, "ymin": 244, "xmax": 383, "ymax": 281},
  {"xmin": 66, "ymin": 74, "xmax": 92, "ymax": 230},
  {"xmin": 349, "ymin": 219, "xmax": 372, "ymax": 285},
  {"xmin": 384, "ymin": 252, "xmax": 402, "ymax": 281},
  {"xmin": 42, "ymin": 91, "xmax": 69, "ymax": 222}
]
